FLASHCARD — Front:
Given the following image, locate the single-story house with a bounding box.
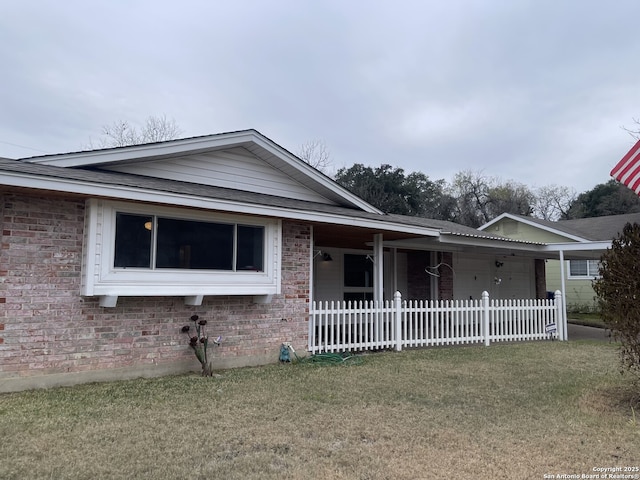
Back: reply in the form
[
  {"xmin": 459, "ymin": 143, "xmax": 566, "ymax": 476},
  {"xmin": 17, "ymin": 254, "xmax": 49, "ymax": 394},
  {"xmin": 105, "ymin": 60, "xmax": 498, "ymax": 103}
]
[
  {"xmin": 0, "ymin": 130, "xmax": 593, "ymax": 392},
  {"xmin": 479, "ymin": 212, "xmax": 640, "ymax": 312}
]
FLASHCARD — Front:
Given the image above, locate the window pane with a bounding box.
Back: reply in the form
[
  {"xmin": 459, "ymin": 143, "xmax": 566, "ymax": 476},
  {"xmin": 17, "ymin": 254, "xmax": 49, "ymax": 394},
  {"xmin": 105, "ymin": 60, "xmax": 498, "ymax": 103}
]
[
  {"xmin": 587, "ymin": 260, "xmax": 600, "ymax": 276},
  {"xmin": 344, "ymin": 292, "xmax": 374, "ymax": 302},
  {"xmin": 236, "ymin": 225, "xmax": 264, "ymax": 271},
  {"xmin": 114, "ymin": 213, "xmax": 153, "ymax": 268},
  {"xmin": 156, "ymin": 218, "xmax": 233, "ymax": 270},
  {"xmin": 569, "ymin": 260, "xmax": 587, "ymax": 276},
  {"xmin": 344, "ymin": 254, "xmax": 373, "ymax": 287}
]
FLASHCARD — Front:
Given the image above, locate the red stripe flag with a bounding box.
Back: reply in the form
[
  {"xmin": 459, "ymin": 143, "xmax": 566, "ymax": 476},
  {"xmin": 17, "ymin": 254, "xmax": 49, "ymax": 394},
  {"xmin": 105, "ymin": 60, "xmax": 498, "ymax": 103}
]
[{"xmin": 611, "ymin": 139, "xmax": 640, "ymax": 195}]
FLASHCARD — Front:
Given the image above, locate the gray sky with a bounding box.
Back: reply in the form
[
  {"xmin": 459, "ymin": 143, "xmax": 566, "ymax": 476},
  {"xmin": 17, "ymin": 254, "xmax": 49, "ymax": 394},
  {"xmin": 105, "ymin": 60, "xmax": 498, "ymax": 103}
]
[{"xmin": 2, "ymin": 0, "xmax": 640, "ymax": 194}]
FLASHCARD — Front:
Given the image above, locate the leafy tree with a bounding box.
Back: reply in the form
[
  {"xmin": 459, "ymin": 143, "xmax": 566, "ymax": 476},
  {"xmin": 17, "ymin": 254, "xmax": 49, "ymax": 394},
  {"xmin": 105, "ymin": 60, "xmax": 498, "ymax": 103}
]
[
  {"xmin": 334, "ymin": 163, "xmax": 455, "ymax": 220},
  {"xmin": 564, "ymin": 179, "xmax": 640, "ymax": 219},
  {"xmin": 593, "ymin": 223, "xmax": 640, "ymax": 378},
  {"xmin": 89, "ymin": 115, "xmax": 182, "ymax": 148}
]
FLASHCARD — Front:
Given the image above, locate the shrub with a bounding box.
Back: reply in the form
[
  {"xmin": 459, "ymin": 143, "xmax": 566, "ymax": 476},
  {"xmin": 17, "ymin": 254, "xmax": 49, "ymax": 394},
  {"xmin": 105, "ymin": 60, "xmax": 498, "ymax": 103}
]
[{"xmin": 593, "ymin": 223, "xmax": 640, "ymax": 377}]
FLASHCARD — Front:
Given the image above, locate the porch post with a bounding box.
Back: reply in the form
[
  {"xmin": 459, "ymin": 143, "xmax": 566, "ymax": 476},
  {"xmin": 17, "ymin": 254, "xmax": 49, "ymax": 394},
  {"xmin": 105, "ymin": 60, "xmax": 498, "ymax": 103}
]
[
  {"xmin": 558, "ymin": 250, "xmax": 568, "ymax": 340},
  {"xmin": 373, "ymin": 233, "xmax": 384, "ymax": 303},
  {"xmin": 394, "ymin": 290, "xmax": 403, "ymax": 351},
  {"xmin": 555, "ymin": 290, "xmax": 565, "ymax": 341},
  {"xmin": 482, "ymin": 291, "xmax": 490, "ymax": 346}
]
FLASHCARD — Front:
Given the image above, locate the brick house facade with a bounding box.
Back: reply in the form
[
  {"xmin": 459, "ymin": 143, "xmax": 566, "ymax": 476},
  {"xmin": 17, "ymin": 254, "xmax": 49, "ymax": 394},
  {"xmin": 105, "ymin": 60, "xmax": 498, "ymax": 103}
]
[
  {"xmin": 0, "ymin": 130, "xmax": 557, "ymax": 392},
  {"xmin": 0, "ymin": 192, "xmax": 311, "ymax": 392}
]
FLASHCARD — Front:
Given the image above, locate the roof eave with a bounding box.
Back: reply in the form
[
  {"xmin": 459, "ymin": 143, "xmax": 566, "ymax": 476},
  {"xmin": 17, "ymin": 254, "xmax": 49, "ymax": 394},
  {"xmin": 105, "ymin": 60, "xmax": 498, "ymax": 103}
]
[{"xmin": 0, "ymin": 169, "xmax": 433, "ymax": 237}]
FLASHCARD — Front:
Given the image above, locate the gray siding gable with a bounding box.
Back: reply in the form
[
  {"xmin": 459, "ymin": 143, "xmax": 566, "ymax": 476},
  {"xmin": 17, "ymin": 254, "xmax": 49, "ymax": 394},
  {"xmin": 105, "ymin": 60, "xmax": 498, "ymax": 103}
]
[{"xmin": 102, "ymin": 146, "xmax": 333, "ymax": 204}]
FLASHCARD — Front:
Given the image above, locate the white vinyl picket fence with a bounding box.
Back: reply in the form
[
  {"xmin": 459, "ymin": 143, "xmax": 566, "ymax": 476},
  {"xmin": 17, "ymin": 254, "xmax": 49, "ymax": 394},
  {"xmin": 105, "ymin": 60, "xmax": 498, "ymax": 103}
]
[{"xmin": 308, "ymin": 290, "xmax": 565, "ymax": 354}]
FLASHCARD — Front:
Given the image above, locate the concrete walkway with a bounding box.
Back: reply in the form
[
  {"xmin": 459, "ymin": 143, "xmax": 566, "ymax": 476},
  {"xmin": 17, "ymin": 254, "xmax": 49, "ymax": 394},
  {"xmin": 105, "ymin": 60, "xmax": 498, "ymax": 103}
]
[{"xmin": 567, "ymin": 323, "xmax": 611, "ymax": 342}]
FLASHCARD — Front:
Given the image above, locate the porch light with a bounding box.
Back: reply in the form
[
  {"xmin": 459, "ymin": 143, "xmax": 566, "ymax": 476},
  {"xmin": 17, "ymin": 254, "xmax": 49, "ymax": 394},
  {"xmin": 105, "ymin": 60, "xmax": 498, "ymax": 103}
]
[{"xmin": 313, "ymin": 250, "xmax": 333, "ymax": 261}]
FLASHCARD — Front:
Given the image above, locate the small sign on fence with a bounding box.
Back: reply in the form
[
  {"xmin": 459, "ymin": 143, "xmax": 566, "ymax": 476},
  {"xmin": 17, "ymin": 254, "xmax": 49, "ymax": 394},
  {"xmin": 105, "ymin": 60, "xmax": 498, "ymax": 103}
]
[{"xmin": 545, "ymin": 323, "xmax": 557, "ymax": 334}]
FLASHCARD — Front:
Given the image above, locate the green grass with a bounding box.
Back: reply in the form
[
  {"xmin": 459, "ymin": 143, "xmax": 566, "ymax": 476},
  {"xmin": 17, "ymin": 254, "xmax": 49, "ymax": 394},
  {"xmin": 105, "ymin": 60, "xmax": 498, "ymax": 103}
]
[
  {"xmin": 1, "ymin": 342, "xmax": 638, "ymax": 479},
  {"xmin": 568, "ymin": 312, "xmax": 608, "ymax": 328}
]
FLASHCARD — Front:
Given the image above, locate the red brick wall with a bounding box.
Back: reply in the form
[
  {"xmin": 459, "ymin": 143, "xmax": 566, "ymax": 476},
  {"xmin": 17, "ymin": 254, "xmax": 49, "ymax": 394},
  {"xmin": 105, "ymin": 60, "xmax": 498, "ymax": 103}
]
[
  {"xmin": 0, "ymin": 193, "xmax": 310, "ymax": 391},
  {"xmin": 437, "ymin": 251, "xmax": 454, "ymax": 301}
]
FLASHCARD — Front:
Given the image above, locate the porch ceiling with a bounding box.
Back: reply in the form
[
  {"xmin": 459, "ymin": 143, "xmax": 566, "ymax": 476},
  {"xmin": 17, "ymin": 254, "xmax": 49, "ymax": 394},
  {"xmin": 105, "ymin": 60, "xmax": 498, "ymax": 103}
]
[
  {"xmin": 312, "ymin": 223, "xmax": 610, "ymax": 260},
  {"xmin": 312, "ymin": 223, "xmax": 423, "ymax": 250}
]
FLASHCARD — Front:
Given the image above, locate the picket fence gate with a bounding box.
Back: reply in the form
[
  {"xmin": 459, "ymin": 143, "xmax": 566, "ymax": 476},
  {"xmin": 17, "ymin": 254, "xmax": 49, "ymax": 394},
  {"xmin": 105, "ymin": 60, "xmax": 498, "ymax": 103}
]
[{"xmin": 308, "ymin": 290, "xmax": 565, "ymax": 354}]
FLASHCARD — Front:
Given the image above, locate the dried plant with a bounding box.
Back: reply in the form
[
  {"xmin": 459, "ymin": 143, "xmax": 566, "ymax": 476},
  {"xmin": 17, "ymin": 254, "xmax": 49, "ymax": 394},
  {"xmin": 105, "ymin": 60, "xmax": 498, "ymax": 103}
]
[{"xmin": 181, "ymin": 315, "xmax": 220, "ymax": 376}]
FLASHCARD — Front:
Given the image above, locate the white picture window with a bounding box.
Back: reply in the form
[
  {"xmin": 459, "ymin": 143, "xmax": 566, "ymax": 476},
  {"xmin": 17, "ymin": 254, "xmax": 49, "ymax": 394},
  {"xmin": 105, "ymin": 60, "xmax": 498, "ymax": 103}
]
[
  {"xmin": 568, "ymin": 259, "xmax": 600, "ymax": 279},
  {"xmin": 113, "ymin": 213, "xmax": 264, "ymax": 271},
  {"xmin": 82, "ymin": 199, "xmax": 281, "ymax": 298}
]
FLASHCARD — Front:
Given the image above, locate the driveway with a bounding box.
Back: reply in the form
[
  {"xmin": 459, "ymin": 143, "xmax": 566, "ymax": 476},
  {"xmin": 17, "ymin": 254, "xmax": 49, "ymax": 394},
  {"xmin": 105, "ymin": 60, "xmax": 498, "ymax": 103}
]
[{"xmin": 567, "ymin": 323, "xmax": 611, "ymax": 342}]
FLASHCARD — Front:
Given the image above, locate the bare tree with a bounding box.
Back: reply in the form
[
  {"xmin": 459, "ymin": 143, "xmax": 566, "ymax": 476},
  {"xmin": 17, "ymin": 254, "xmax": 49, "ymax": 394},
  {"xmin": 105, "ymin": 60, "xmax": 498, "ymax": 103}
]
[
  {"xmin": 448, "ymin": 171, "xmax": 535, "ymax": 227},
  {"xmin": 532, "ymin": 185, "xmax": 576, "ymax": 221},
  {"xmin": 622, "ymin": 118, "xmax": 640, "ymax": 140},
  {"xmin": 297, "ymin": 139, "xmax": 332, "ymax": 172},
  {"xmin": 88, "ymin": 115, "xmax": 182, "ymax": 148},
  {"xmin": 448, "ymin": 171, "xmax": 493, "ymax": 227}
]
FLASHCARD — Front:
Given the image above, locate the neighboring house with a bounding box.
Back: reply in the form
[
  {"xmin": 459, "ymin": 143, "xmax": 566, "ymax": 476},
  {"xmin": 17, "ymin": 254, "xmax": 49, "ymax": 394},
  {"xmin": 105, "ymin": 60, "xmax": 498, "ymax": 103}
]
[
  {"xmin": 479, "ymin": 213, "xmax": 640, "ymax": 312},
  {"xmin": 0, "ymin": 129, "xmax": 574, "ymax": 392}
]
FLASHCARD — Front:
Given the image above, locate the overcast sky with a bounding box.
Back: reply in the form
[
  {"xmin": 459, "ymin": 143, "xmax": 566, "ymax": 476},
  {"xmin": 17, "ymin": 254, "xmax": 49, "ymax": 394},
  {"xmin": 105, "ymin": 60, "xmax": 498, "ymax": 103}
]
[{"xmin": 1, "ymin": 1, "xmax": 639, "ymax": 193}]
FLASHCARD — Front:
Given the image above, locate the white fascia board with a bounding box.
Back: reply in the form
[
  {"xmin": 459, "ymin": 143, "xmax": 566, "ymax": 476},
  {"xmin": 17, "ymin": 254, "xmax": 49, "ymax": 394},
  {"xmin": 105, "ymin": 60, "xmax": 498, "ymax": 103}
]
[
  {"xmin": 436, "ymin": 233, "xmax": 546, "ymax": 252},
  {"xmin": 541, "ymin": 241, "xmax": 611, "ymax": 253},
  {"xmin": 478, "ymin": 213, "xmax": 515, "ymax": 230},
  {"xmin": 480, "ymin": 213, "xmax": 586, "ymax": 242},
  {"xmin": 248, "ymin": 135, "xmax": 382, "ymax": 214},
  {"xmin": 1, "ymin": 171, "xmax": 437, "ymax": 237},
  {"xmin": 22, "ymin": 131, "xmax": 259, "ymax": 167}
]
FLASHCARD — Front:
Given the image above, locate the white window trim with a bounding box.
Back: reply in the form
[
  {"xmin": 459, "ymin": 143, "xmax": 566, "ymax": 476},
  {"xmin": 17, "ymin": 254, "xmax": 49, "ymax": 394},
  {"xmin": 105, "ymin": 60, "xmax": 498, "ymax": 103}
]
[
  {"xmin": 82, "ymin": 199, "xmax": 281, "ymax": 303},
  {"xmin": 567, "ymin": 259, "xmax": 600, "ymax": 280}
]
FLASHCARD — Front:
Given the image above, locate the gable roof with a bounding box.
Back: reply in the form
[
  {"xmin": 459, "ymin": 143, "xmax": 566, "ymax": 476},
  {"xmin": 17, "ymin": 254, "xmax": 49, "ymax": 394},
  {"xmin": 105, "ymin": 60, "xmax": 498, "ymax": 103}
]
[
  {"xmin": 18, "ymin": 129, "xmax": 382, "ymax": 215},
  {"xmin": 2, "ymin": 129, "xmax": 574, "ymax": 258},
  {"xmin": 480, "ymin": 212, "xmax": 640, "ymax": 242},
  {"xmin": 0, "ymin": 156, "xmax": 543, "ymax": 252}
]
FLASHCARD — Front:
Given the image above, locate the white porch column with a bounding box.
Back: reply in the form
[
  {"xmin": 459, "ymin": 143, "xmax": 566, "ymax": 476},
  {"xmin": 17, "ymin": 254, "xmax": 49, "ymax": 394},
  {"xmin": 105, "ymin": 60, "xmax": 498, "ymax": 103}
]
[
  {"xmin": 558, "ymin": 249, "xmax": 568, "ymax": 340},
  {"xmin": 373, "ymin": 233, "xmax": 384, "ymax": 303}
]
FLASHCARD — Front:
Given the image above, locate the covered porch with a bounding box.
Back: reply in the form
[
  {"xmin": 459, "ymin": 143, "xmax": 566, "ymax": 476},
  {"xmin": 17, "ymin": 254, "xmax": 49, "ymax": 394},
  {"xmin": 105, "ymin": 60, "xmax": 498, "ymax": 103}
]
[
  {"xmin": 310, "ymin": 220, "xmax": 551, "ymax": 306},
  {"xmin": 308, "ymin": 220, "xmax": 596, "ymax": 353}
]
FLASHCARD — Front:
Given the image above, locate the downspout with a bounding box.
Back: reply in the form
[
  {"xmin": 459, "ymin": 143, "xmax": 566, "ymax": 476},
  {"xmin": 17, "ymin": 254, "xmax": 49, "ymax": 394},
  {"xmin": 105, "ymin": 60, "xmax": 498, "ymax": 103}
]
[
  {"xmin": 308, "ymin": 226, "xmax": 315, "ymax": 353},
  {"xmin": 309, "ymin": 225, "xmax": 315, "ymax": 304}
]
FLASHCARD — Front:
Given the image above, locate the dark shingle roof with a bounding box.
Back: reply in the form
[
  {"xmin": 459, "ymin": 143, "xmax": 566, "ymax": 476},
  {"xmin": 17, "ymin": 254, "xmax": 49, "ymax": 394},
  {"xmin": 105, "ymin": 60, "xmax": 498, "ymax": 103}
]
[{"xmin": 0, "ymin": 158, "xmax": 522, "ymax": 243}]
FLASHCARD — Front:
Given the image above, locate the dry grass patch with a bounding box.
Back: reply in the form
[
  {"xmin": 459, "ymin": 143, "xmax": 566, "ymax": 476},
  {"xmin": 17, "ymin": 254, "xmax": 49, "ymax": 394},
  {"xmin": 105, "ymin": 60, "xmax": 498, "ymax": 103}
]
[{"xmin": 1, "ymin": 342, "xmax": 639, "ymax": 479}]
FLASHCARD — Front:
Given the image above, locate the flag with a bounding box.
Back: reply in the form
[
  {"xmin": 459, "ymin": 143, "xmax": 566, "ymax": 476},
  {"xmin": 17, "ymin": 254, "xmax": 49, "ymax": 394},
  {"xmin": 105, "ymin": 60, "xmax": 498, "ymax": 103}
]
[{"xmin": 610, "ymin": 139, "xmax": 640, "ymax": 195}]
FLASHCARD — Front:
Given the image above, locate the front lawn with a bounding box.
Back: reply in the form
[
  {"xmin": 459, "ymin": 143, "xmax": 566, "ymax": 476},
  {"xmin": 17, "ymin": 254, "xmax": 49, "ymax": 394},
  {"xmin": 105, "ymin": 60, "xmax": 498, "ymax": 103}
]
[{"xmin": 0, "ymin": 342, "xmax": 638, "ymax": 479}]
